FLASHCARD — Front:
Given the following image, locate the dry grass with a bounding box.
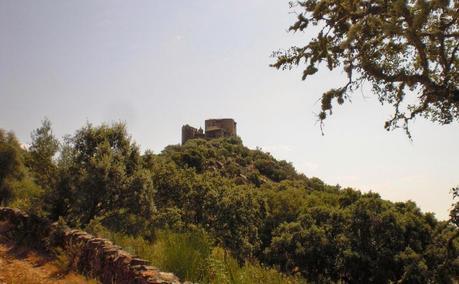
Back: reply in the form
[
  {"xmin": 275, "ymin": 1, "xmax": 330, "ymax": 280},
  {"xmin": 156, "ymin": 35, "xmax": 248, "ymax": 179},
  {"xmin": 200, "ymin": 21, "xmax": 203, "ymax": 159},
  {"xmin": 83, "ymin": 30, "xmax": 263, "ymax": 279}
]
[{"xmin": 0, "ymin": 241, "xmax": 97, "ymax": 284}]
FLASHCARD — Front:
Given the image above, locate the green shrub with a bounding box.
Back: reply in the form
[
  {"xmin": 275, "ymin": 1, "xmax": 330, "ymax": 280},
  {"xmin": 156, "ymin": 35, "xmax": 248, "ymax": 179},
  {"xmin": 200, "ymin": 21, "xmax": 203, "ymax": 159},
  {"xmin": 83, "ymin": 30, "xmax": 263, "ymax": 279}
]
[
  {"xmin": 150, "ymin": 230, "xmax": 212, "ymax": 281},
  {"xmin": 205, "ymin": 247, "xmax": 305, "ymax": 284},
  {"xmin": 8, "ymin": 178, "xmax": 44, "ymax": 214},
  {"xmin": 86, "ymin": 222, "xmax": 212, "ymax": 282},
  {"xmin": 86, "ymin": 223, "xmax": 302, "ymax": 284}
]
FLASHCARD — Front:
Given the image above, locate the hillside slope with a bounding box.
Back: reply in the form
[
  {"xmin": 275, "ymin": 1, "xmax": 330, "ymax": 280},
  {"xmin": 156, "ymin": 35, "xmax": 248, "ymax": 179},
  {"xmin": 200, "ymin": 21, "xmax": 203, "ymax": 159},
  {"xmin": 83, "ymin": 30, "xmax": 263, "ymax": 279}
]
[
  {"xmin": 1, "ymin": 123, "xmax": 458, "ymax": 283},
  {"xmin": 0, "ymin": 242, "xmax": 95, "ymax": 284}
]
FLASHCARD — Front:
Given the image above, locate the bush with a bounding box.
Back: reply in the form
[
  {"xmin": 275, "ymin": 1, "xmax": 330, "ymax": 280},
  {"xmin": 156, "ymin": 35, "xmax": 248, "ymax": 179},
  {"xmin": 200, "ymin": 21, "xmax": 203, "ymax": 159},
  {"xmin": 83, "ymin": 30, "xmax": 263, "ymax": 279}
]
[
  {"xmin": 151, "ymin": 230, "xmax": 212, "ymax": 281},
  {"xmin": 87, "ymin": 222, "xmax": 212, "ymax": 282},
  {"xmin": 86, "ymin": 222, "xmax": 302, "ymax": 283},
  {"xmin": 205, "ymin": 247, "xmax": 305, "ymax": 284}
]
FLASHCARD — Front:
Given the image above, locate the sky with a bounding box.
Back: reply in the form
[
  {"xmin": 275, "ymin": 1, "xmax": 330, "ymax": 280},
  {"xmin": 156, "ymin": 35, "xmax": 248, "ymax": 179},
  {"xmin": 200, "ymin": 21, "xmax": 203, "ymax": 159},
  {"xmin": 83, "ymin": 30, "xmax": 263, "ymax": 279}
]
[{"xmin": 1, "ymin": 0, "xmax": 457, "ymax": 220}]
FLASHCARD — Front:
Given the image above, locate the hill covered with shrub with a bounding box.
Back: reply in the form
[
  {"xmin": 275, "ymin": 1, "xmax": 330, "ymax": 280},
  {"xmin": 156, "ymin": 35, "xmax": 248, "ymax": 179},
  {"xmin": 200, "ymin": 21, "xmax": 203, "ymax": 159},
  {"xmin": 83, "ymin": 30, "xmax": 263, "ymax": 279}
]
[{"xmin": 0, "ymin": 120, "xmax": 458, "ymax": 283}]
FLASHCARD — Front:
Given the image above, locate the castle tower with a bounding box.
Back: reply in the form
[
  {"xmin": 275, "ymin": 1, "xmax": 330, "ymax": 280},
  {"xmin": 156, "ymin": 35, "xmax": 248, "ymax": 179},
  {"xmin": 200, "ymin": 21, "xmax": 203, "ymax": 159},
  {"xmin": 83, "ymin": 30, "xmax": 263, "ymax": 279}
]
[
  {"xmin": 205, "ymin": 118, "xmax": 237, "ymax": 138},
  {"xmin": 181, "ymin": 119, "xmax": 237, "ymax": 144},
  {"xmin": 182, "ymin": 125, "xmax": 197, "ymax": 145}
]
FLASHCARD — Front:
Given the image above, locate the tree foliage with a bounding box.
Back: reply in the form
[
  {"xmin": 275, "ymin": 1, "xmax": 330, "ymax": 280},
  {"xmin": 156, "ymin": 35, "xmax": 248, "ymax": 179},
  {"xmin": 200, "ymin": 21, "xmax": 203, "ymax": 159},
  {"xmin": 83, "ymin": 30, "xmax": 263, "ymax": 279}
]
[
  {"xmin": 0, "ymin": 129, "xmax": 25, "ymax": 205},
  {"xmin": 26, "ymin": 118, "xmax": 59, "ymax": 190},
  {"xmin": 1, "ymin": 121, "xmax": 458, "ymax": 282},
  {"xmin": 50, "ymin": 122, "xmax": 156, "ymax": 227},
  {"xmin": 0, "ymin": 129, "xmax": 43, "ymax": 211},
  {"xmin": 273, "ymin": 0, "xmax": 459, "ymax": 136}
]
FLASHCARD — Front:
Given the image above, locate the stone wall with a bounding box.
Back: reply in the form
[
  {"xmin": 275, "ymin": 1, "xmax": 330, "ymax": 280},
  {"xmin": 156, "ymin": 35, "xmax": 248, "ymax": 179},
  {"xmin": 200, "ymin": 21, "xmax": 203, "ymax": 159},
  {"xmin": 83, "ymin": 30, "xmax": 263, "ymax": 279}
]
[
  {"xmin": 182, "ymin": 118, "xmax": 237, "ymax": 144},
  {"xmin": 181, "ymin": 124, "xmax": 205, "ymax": 145},
  {"xmin": 204, "ymin": 119, "xmax": 237, "ymax": 137},
  {"xmin": 0, "ymin": 207, "xmax": 180, "ymax": 284}
]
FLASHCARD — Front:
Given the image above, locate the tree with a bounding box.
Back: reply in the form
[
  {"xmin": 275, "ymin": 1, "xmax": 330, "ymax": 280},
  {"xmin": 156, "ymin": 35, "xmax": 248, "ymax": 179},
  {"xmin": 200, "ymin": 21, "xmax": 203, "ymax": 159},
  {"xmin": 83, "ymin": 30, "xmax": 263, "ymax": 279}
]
[
  {"xmin": 446, "ymin": 187, "xmax": 459, "ymax": 271},
  {"xmin": 265, "ymin": 208, "xmax": 346, "ymax": 282},
  {"xmin": 273, "ymin": 0, "xmax": 459, "ymax": 136},
  {"xmin": 213, "ymin": 186, "xmax": 267, "ymax": 262},
  {"xmin": 0, "ymin": 129, "xmax": 42, "ymax": 211},
  {"xmin": 26, "ymin": 118, "xmax": 59, "ymax": 190},
  {"xmin": 450, "ymin": 187, "xmax": 459, "ymax": 227},
  {"xmin": 53, "ymin": 122, "xmax": 156, "ymax": 227},
  {"xmin": 0, "ymin": 130, "xmax": 25, "ymax": 205}
]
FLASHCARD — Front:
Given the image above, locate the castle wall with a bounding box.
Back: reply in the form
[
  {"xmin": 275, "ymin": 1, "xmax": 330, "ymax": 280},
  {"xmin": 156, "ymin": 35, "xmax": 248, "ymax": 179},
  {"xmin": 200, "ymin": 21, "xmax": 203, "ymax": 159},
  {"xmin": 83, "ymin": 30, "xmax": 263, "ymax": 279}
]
[
  {"xmin": 205, "ymin": 119, "xmax": 237, "ymax": 136},
  {"xmin": 181, "ymin": 125, "xmax": 197, "ymax": 145},
  {"xmin": 182, "ymin": 119, "xmax": 237, "ymax": 144}
]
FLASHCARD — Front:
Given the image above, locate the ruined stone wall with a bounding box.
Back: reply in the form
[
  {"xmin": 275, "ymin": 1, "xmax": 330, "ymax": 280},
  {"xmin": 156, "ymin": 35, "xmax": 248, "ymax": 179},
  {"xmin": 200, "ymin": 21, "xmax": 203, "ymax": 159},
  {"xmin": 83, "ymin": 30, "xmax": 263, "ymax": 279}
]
[
  {"xmin": 181, "ymin": 124, "xmax": 205, "ymax": 145},
  {"xmin": 204, "ymin": 119, "xmax": 237, "ymax": 136},
  {"xmin": 182, "ymin": 125, "xmax": 197, "ymax": 145},
  {"xmin": 0, "ymin": 207, "xmax": 180, "ymax": 284},
  {"xmin": 182, "ymin": 119, "xmax": 237, "ymax": 144}
]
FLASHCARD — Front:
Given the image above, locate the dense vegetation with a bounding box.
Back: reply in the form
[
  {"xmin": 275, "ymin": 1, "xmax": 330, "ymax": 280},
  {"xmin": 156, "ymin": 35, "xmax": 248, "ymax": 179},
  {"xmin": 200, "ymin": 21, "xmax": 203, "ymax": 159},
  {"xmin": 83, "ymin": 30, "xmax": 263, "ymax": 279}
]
[{"xmin": 1, "ymin": 120, "xmax": 458, "ymax": 283}]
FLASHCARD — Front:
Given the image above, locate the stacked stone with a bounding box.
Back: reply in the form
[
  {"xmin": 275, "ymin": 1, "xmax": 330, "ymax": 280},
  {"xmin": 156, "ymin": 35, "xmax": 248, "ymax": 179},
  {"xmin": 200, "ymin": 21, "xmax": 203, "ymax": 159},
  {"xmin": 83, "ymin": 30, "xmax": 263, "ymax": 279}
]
[
  {"xmin": 0, "ymin": 207, "xmax": 180, "ymax": 284},
  {"xmin": 62, "ymin": 229, "xmax": 180, "ymax": 284}
]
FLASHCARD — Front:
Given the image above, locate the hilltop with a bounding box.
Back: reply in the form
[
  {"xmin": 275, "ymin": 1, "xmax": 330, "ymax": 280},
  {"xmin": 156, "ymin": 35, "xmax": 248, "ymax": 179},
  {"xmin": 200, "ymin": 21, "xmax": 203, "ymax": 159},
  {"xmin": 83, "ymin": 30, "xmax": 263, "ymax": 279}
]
[
  {"xmin": 0, "ymin": 121, "xmax": 458, "ymax": 283},
  {"xmin": 164, "ymin": 137, "xmax": 300, "ymax": 184}
]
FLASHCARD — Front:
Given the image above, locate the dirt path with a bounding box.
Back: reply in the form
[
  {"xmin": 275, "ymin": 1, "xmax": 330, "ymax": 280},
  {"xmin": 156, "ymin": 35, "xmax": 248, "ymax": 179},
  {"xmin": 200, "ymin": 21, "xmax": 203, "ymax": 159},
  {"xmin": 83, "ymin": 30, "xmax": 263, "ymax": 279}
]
[{"xmin": 0, "ymin": 242, "xmax": 95, "ymax": 284}]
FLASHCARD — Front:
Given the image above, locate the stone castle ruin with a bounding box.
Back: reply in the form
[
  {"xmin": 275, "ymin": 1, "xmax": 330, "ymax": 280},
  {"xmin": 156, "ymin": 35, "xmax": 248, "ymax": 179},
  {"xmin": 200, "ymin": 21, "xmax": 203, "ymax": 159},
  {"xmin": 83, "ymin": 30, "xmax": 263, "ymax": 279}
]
[{"xmin": 182, "ymin": 118, "xmax": 237, "ymax": 144}]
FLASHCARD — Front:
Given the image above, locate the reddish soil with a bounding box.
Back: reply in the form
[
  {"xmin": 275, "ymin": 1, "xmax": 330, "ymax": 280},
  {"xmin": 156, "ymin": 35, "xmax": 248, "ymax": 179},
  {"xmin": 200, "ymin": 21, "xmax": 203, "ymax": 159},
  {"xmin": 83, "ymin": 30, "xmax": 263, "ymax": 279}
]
[{"xmin": 0, "ymin": 241, "xmax": 96, "ymax": 284}]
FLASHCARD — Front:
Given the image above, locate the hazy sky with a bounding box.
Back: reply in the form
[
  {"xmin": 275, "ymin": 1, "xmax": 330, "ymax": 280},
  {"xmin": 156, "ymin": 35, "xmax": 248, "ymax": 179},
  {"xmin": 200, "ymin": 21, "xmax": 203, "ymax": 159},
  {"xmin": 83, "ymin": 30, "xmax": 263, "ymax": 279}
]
[{"xmin": 1, "ymin": 0, "xmax": 458, "ymax": 220}]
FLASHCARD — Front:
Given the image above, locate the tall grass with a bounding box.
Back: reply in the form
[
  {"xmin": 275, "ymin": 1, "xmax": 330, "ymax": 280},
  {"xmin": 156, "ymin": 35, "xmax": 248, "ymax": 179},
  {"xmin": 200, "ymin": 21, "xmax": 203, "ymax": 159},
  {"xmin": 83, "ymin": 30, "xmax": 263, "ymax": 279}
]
[
  {"xmin": 86, "ymin": 223, "xmax": 210, "ymax": 281},
  {"xmin": 86, "ymin": 223, "xmax": 305, "ymax": 283},
  {"xmin": 205, "ymin": 248, "xmax": 306, "ymax": 284},
  {"xmin": 151, "ymin": 230, "xmax": 211, "ymax": 280}
]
